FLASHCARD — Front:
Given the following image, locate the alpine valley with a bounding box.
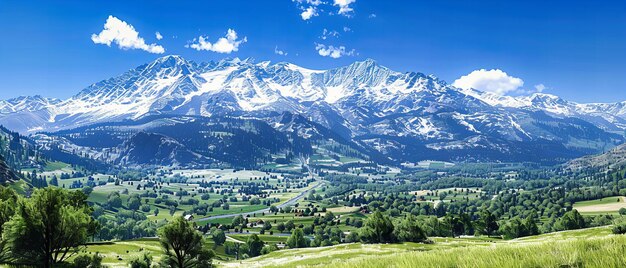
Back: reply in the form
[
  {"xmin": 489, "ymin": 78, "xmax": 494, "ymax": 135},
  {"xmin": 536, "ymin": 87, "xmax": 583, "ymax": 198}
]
[{"xmin": 2, "ymin": 55, "xmax": 625, "ymax": 168}]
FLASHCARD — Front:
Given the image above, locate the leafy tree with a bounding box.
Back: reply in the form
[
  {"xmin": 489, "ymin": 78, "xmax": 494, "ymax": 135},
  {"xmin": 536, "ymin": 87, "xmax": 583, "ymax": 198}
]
[
  {"xmin": 129, "ymin": 253, "xmax": 152, "ymax": 268},
  {"xmin": 556, "ymin": 209, "xmax": 586, "ymax": 231},
  {"xmin": 81, "ymin": 186, "xmax": 93, "ymax": 196},
  {"xmin": 444, "ymin": 215, "xmax": 465, "ymax": 237},
  {"xmin": 246, "ymin": 234, "xmax": 265, "ymax": 257},
  {"xmin": 619, "ymin": 207, "xmax": 626, "ymax": 216},
  {"xmin": 232, "ymin": 215, "xmax": 244, "ymax": 227},
  {"xmin": 260, "ymin": 244, "xmax": 278, "ymax": 255},
  {"xmin": 159, "ymin": 217, "xmax": 215, "ymax": 268},
  {"xmin": 0, "ymin": 186, "xmax": 17, "ymax": 262},
  {"xmin": 107, "ymin": 192, "xmax": 123, "ymax": 208},
  {"xmin": 212, "ymin": 229, "xmax": 226, "ymax": 246},
  {"xmin": 499, "ymin": 218, "xmax": 526, "ymax": 239},
  {"xmin": 476, "ymin": 210, "xmax": 499, "ymax": 237},
  {"xmin": 128, "ymin": 196, "xmax": 142, "ymax": 211},
  {"xmin": 612, "ymin": 223, "xmax": 626, "ymax": 234},
  {"xmin": 360, "ymin": 210, "xmax": 395, "ymax": 243},
  {"xmin": 524, "ymin": 214, "xmax": 539, "ymax": 236},
  {"xmin": 345, "ymin": 231, "xmax": 360, "ymax": 243},
  {"xmin": 286, "ymin": 228, "xmax": 309, "ymax": 248},
  {"xmin": 276, "ymin": 222, "xmax": 286, "ymax": 232},
  {"xmin": 71, "ymin": 253, "xmax": 104, "ymax": 268},
  {"xmin": 285, "ymin": 220, "xmax": 295, "ymax": 231},
  {"xmin": 3, "ymin": 187, "xmax": 96, "ymax": 267},
  {"xmin": 393, "ymin": 214, "xmax": 427, "ymax": 242}
]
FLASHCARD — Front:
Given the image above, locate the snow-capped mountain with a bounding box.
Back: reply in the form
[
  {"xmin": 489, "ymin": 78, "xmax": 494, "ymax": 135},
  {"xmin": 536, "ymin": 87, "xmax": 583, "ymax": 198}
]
[
  {"xmin": 0, "ymin": 95, "xmax": 60, "ymax": 114},
  {"xmin": 1, "ymin": 55, "xmax": 624, "ymax": 164}
]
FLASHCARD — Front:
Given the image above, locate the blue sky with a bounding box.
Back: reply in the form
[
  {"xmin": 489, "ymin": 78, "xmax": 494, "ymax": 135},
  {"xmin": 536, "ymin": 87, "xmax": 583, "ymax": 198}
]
[{"xmin": 0, "ymin": 0, "xmax": 625, "ymax": 102}]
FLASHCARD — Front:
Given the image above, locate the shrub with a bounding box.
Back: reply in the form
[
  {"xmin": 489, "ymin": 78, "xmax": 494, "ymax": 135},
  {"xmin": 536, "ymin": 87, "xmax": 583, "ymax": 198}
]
[{"xmin": 612, "ymin": 223, "xmax": 626, "ymax": 234}]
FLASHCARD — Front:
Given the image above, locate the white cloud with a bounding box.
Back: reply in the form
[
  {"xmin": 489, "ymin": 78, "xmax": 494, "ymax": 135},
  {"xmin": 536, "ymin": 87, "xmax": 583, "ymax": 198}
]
[
  {"xmin": 91, "ymin": 16, "xmax": 165, "ymax": 54},
  {"xmin": 155, "ymin": 32, "xmax": 163, "ymax": 40},
  {"xmin": 294, "ymin": 0, "xmax": 324, "ymax": 5},
  {"xmin": 274, "ymin": 46, "xmax": 288, "ymax": 56},
  {"xmin": 343, "ymin": 26, "xmax": 352, "ymax": 32},
  {"xmin": 320, "ymin": 29, "xmax": 340, "ymax": 40},
  {"xmin": 294, "ymin": 0, "xmax": 323, "ymax": 20},
  {"xmin": 301, "ymin": 6, "xmax": 318, "ymax": 20},
  {"xmin": 315, "ymin": 43, "xmax": 355, "ymax": 58},
  {"xmin": 452, "ymin": 69, "xmax": 524, "ymax": 95},
  {"xmin": 534, "ymin": 84, "xmax": 546, "ymax": 92},
  {"xmin": 186, "ymin": 29, "xmax": 247, "ymax": 54},
  {"xmin": 334, "ymin": 0, "xmax": 356, "ymax": 15},
  {"xmin": 368, "ymin": 13, "xmax": 377, "ymax": 18}
]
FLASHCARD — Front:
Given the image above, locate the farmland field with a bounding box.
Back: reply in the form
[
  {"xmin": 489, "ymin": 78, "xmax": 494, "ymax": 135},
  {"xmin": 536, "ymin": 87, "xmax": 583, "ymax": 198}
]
[{"xmin": 573, "ymin": 196, "xmax": 626, "ymax": 214}]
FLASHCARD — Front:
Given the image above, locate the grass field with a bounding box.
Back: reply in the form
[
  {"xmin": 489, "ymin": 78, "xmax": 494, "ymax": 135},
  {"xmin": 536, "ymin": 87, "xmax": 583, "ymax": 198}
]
[
  {"xmin": 219, "ymin": 227, "xmax": 617, "ymax": 268},
  {"xmin": 573, "ymin": 196, "xmax": 626, "ymax": 214},
  {"xmin": 317, "ymin": 234, "xmax": 626, "ymax": 268}
]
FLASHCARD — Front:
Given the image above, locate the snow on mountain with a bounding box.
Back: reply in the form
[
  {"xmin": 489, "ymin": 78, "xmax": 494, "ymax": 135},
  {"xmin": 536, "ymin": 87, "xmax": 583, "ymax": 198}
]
[
  {"xmin": 0, "ymin": 95, "xmax": 60, "ymax": 114},
  {"xmin": 1, "ymin": 55, "xmax": 624, "ymax": 163}
]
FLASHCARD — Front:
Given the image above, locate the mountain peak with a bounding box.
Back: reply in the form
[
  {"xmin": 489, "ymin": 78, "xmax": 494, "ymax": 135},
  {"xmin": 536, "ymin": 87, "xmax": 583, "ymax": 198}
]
[{"xmin": 148, "ymin": 55, "xmax": 189, "ymax": 67}]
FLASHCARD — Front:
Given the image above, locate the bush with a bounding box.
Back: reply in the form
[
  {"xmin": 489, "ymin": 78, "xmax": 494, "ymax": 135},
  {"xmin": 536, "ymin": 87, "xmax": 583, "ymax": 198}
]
[
  {"xmin": 128, "ymin": 253, "xmax": 152, "ymax": 268},
  {"xmin": 72, "ymin": 253, "xmax": 104, "ymax": 268},
  {"xmin": 612, "ymin": 223, "xmax": 626, "ymax": 234}
]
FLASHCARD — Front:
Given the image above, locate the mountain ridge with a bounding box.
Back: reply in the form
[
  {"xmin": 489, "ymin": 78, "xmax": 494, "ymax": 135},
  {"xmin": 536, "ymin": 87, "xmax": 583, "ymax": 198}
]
[{"xmin": 1, "ymin": 55, "xmax": 624, "ymax": 164}]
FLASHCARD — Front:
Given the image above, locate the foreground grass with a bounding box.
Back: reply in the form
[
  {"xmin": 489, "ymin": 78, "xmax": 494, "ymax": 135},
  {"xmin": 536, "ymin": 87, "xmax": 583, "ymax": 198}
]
[
  {"xmin": 221, "ymin": 227, "xmax": 622, "ymax": 268},
  {"xmin": 317, "ymin": 235, "xmax": 626, "ymax": 268}
]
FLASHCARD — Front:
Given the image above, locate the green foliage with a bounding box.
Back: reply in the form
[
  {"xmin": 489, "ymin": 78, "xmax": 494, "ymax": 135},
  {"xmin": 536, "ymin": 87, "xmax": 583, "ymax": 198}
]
[
  {"xmin": 476, "ymin": 210, "xmax": 499, "ymax": 237},
  {"xmin": 393, "ymin": 214, "xmax": 427, "ymax": 242},
  {"xmin": 159, "ymin": 217, "xmax": 214, "ymax": 268},
  {"xmin": 287, "ymin": 228, "xmax": 310, "ymax": 248},
  {"xmin": 556, "ymin": 210, "xmax": 586, "ymax": 231},
  {"xmin": 212, "ymin": 229, "xmax": 226, "ymax": 246},
  {"xmin": 128, "ymin": 196, "xmax": 141, "ymax": 211},
  {"xmin": 2, "ymin": 187, "xmax": 96, "ymax": 267},
  {"xmin": 261, "ymin": 244, "xmax": 279, "ymax": 255},
  {"xmin": 360, "ymin": 210, "xmax": 396, "ymax": 243},
  {"xmin": 246, "ymin": 234, "xmax": 265, "ymax": 257},
  {"xmin": 499, "ymin": 216, "xmax": 540, "ymax": 239},
  {"xmin": 128, "ymin": 253, "xmax": 152, "ymax": 268},
  {"xmin": 71, "ymin": 253, "xmax": 104, "ymax": 268},
  {"xmin": 421, "ymin": 216, "xmax": 452, "ymax": 237},
  {"xmin": 0, "ymin": 186, "xmax": 17, "ymax": 262},
  {"xmin": 612, "ymin": 223, "xmax": 626, "ymax": 234}
]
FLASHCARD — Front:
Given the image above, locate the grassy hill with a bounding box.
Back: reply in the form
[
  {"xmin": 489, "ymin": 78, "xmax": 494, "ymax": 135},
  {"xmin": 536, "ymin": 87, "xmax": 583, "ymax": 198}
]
[
  {"xmin": 218, "ymin": 227, "xmax": 623, "ymax": 268},
  {"xmin": 79, "ymin": 226, "xmax": 626, "ymax": 267}
]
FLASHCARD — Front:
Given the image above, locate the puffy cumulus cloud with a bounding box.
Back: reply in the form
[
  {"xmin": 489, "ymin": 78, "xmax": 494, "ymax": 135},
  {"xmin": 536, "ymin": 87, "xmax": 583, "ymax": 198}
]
[
  {"xmin": 274, "ymin": 46, "xmax": 288, "ymax": 56},
  {"xmin": 368, "ymin": 13, "xmax": 377, "ymax": 18},
  {"xmin": 334, "ymin": 0, "xmax": 356, "ymax": 15},
  {"xmin": 315, "ymin": 43, "xmax": 355, "ymax": 58},
  {"xmin": 343, "ymin": 26, "xmax": 352, "ymax": 32},
  {"xmin": 186, "ymin": 29, "xmax": 247, "ymax": 54},
  {"xmin": 91, "ymin": 16, "xmax": 165, "ymax": 54},
  {"xmin": 155, "ymin": 32, "xmax": 163, "ymax": 40},
  {"xmin": 293, "ymin": 0, "xmax": 324, "ymax": 20},
  {"xmin": 452, "ymin": 69, "xmax": 524, "ymax": 95},
  {"xmin": 301, "ymin": 6, "xmax": 318, "ymax": 20}
]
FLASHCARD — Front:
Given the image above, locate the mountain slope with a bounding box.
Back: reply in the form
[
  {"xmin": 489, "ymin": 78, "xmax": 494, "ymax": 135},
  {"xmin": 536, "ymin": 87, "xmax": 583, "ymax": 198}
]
[
  {"xmin": 2, "ymin": 56, "xmax": 624, "ymax": 164},
  {"xmin": 565, "ymin": 143, "xmax": 626, "ymax": 170},
  {"xmin": 0, "ymin": 155, "xmax": 18, "ymax": 184}
]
